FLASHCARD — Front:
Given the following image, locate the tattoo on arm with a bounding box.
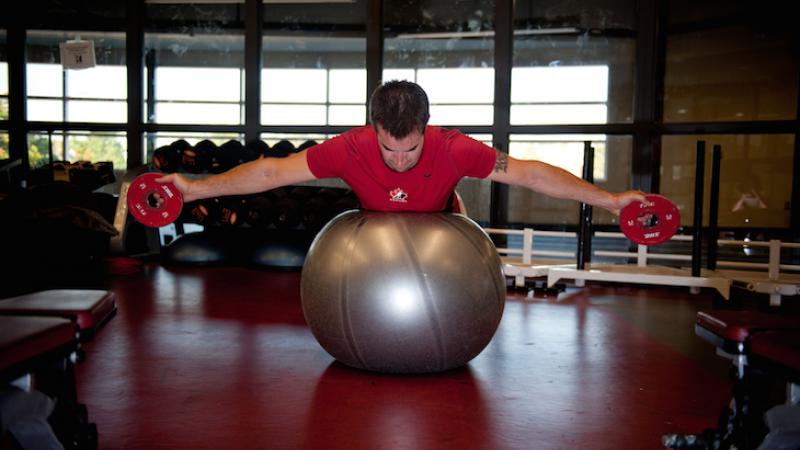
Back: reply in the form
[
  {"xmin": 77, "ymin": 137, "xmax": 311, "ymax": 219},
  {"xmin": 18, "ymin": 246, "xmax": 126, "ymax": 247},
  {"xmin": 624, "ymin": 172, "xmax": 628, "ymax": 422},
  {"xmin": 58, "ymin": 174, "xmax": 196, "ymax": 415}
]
[{"xmin": 493, "ymin": 151, "xmax": 508, "ymax": 173}]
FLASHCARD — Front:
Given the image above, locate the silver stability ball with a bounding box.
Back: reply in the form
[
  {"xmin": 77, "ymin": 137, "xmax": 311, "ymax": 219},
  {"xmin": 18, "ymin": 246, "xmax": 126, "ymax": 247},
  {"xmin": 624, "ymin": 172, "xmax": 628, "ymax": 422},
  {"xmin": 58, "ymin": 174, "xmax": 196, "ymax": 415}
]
[{"xmin": 301, "ymin": 211, "xmax": 506, "ymax": 374}]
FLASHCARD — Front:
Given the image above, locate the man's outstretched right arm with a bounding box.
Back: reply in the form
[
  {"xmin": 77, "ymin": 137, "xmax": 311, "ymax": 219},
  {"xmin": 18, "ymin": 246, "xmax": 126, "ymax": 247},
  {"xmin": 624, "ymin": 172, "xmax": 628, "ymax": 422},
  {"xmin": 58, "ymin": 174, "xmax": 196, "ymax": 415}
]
[{"xmin": 156, "ymin": 150, "xmax": 316, "ymax": 202}]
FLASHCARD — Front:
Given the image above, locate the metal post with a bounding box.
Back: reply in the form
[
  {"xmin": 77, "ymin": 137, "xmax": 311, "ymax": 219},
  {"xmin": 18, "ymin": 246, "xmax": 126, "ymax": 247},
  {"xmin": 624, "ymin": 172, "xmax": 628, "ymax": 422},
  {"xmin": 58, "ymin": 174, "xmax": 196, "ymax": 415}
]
[
  {"xmin": 707, "ymin": 144, "xmax": 721, "ymax": 270},
  {"xmin": 691, "ymin": 141, "xmax": 705, "ymax": 277},
  {"xmin": 577, "ymin": 141, "xmax": 594, "ymax": 270}
]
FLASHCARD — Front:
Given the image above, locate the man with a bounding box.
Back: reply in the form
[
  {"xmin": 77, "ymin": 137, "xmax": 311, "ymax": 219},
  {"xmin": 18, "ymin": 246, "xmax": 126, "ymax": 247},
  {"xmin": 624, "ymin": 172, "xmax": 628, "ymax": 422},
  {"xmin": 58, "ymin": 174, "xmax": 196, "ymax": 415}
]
[{"xmin": 158, "ymin": 80, "xmax": 644, "ymax": 215}]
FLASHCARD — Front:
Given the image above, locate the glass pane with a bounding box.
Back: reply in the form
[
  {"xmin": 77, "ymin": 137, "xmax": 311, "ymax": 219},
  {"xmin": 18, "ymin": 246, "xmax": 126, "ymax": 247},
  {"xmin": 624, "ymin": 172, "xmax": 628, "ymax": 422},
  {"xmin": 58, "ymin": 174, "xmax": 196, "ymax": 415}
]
[
  {"xmin": 384, "ymin": 0, "xmax": 495, "ymax": 126},
  {"xmin": 510, "ymin": 104, "xmax": 608, "ymax": 125},
  {"xmin": 329, "ymin": 69, "xmax": 366, "ymax": 103},
  {"xmin": 0, "ymin": 30, "xmax": 8, "ymax": 119},
  {"xmin": 0, "ymin": 132, "xmax": 8, "ymax": 160},
  {"xmin": 27, "ymin": 63, "xmax": 63, "ymax": 97},
  {"xmin": 262, "ymin": 1, "xmax": 367, "ymax": 126},
  {"xmin": 261, "ymin": 104, "xmax": 327, "ymax": 126},
  {"xmin": 660, "ymin": 135, "xmax": 794, "ymax": 228},
  {"xmin": 262, "ymin": 69, "xmax": 327, "ymax": 103},
  {"xmin": 156, "ymin": 102, "xmax": 241, "ymax": 126},
  {"xmin": 145, "ymin": 3, "xmax": 245, "ymax": 125},
  {"xmin": 26, "ymin": 31, "xmax": 126, "ymax": 123},
  {"xmin": 430, "ymin": 105, "xmax": 493, "ymax": 126},
  {"xmin": 664, "ymin": 1, "xmax": 797, "ymax": 122},
  {"xmin": 156, "ymin": 67, "xmax": 241, "ymax": 102},
  {"xmin": 67, "ymin": 65, "xmax": 126, "ymax": 99},
  {"xmin": 27, "ymin": 131, "xmax": 126, "ymax": 170},
  {"xmin": 328, "ymin": 105, "xmax": 366, "ymax": 126},
  {"xmin": 508, "ymin": 135, "xmax": 632, "ymax": 225},
  {"xmin": 0, "ymin": 62, "xmax": 7, "ymax": 94},
  {"xmin": 513, "ymin": 1, "xmax": 635, "ymax": 124},
  {"xmin": 27, "ymin": 99, "xmax": 63, "ymax": 122},
  {"xmin": 65, "ymin": 132, "xmax": 127, "ymax": 169},
  {"xmin": 27, "ymin": 132, "xmax": 63, "ymax": 168},
  {"xmin": 26, "ymin": 31, "xmax": 128, "ymax": 123},
  {"xmin": 67, "ymin": 100, "xmax": 127, "ymax": 123}
]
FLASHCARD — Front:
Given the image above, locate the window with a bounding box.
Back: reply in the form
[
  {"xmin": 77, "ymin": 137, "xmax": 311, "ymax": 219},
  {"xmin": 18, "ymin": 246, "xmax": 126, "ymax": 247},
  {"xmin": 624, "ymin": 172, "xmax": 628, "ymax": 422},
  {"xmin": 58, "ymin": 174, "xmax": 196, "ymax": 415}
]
[
  {"xmin": 661, "ymin": 134, "xmax": 794, "ymax": 228},
  {"xmin": 28, "ymin": 131, "xmax": 126, "ymax": 170},
  {"xmin": 510, "ymin": 66, "xmax": 609, "ymax": 125},
  {"xmin": 384, "ymin": 1, "xmax": 496, "ymax": 127},
  {"xmin": 261, "ymin": 1, "xmax": 367, "ymax": 126},
  {"xmin": 1, "ymin": 29, "xmax": 7, "ymax": 160},
  {"xmin": 1, "ymin": 29, "xmax": 7, "ymax": 123},
  {"xmin": 508, "ymin": 135, "xmax": 633, "ymax": 226},
  {"xmin": 513, "ymin": 0, "xmax": 635, "ymax": 125},
  {"xmin": 26, "ymin": 30, "xmax": 127, "ymax": 123},
  {"xmin": 664, "ymin": 0, "xmax": 797, "ymax": 122},
  {"xmin": 144, "ymin": 3, "xmax": 245, "ymax": 127}
]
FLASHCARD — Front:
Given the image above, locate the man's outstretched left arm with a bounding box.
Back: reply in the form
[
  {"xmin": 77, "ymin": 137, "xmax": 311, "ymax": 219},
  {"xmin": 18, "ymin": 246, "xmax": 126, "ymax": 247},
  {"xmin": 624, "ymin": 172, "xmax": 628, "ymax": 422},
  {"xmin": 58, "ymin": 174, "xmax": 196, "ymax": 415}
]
[{"xmin": 485, "ymin": 150, "xmax": 645, "ymax": 215}]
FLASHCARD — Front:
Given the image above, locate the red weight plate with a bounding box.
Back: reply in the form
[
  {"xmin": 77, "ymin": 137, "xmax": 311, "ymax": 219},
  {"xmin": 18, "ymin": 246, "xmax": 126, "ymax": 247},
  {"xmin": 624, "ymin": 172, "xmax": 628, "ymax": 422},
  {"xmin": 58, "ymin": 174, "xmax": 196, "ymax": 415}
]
[
  {"xmin": 619, "ymin": 194, "xmax": 680, "ymax": 246},
  {"xmin": 127, "ymin": 173, "xmax": 183, "ymax": 228}
]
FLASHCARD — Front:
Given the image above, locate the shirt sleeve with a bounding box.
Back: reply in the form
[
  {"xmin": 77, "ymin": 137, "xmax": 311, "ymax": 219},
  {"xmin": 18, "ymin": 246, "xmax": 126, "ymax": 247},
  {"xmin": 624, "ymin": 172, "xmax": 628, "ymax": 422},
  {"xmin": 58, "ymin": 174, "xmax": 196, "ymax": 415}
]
[
  {"xmin": 446, "ymin": 130, "xmax": 497, "ymax": 179},
  {"xmin": 305, "ymin": 131, "xmax": 353, "ymax": 179}
]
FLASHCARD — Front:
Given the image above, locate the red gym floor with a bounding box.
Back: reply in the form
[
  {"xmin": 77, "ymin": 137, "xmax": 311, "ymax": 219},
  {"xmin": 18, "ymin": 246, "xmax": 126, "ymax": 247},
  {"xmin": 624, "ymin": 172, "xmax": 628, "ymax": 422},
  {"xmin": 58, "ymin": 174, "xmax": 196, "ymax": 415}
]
[{"xmin": 76, "ymin": 266, "xmax": 732, "ymax": 450}]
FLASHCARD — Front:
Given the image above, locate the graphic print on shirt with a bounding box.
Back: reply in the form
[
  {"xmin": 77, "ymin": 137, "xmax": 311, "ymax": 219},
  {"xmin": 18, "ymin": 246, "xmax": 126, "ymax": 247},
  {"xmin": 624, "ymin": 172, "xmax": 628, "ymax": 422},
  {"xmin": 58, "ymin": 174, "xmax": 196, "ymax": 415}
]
[{"xmin": 389, "ymin": 187, "xmax": 408, "ymax": 203}]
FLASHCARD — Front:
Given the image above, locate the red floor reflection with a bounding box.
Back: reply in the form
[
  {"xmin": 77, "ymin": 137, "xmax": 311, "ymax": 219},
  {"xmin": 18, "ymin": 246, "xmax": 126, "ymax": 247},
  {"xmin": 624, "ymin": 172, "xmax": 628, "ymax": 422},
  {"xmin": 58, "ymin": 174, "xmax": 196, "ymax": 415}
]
[{"xmin": 75, "ymin": 266, "xmax": 731, "ymax": 449}]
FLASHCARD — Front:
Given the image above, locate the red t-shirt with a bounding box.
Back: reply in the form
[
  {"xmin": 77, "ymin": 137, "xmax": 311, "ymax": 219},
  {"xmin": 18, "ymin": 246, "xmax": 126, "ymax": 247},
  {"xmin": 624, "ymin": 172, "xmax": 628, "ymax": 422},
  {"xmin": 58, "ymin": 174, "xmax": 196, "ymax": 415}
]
[{"xmin": 306, "ymin": 125, "xmax": 496, "ymax": 212}]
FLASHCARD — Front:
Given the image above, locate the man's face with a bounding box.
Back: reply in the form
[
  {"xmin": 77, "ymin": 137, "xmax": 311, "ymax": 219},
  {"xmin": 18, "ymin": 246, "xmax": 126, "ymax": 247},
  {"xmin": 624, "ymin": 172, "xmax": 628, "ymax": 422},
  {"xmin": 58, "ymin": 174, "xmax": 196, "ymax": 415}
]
[{"xmin": 376, "ymin": 125, "xmax": 424, "ymax": 173}]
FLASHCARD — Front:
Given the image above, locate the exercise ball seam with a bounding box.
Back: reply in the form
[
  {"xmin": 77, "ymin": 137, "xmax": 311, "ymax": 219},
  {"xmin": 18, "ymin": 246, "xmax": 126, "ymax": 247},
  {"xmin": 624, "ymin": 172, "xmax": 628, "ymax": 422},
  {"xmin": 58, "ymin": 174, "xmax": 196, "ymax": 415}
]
[
  {"xmin": 397, "ymin": 215, "xmax": 447, "ymax": 372},
  {"xmin": 340, "ymin": 214, "xmax": 369, "ymax": 370}
]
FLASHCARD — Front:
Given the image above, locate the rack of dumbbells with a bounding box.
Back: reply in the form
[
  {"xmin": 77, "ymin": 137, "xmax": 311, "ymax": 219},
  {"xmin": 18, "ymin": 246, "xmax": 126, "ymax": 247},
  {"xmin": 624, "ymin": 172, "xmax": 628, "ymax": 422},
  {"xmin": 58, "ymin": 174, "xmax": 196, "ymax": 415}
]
[{"xmin": 151, "ymin": 138, "xmax": 359, "ymax": 269}]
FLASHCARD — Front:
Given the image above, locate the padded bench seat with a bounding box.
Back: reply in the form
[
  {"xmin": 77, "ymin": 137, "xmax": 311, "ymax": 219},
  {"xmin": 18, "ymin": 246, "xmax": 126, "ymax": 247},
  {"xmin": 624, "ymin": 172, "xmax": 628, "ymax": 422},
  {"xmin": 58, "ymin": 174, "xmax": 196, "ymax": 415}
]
[
  {"xmin": 695, "ymin": 310, "xmax": 800, "ymax": 354},
  {"xmin": 0, "ymin": 315, "xmax": 76, "ymax": 382},
  {"xmin": 0, "ymin": 289, "xmax": 117, "ymax": 340}
]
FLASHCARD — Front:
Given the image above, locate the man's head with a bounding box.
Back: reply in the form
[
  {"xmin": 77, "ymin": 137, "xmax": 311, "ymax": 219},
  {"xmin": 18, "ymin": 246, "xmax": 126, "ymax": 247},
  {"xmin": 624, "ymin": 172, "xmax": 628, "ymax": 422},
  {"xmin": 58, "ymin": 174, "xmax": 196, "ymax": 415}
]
[{"xmin": 369, "ymin": 80, "xmax": 430, "ymax": 172}]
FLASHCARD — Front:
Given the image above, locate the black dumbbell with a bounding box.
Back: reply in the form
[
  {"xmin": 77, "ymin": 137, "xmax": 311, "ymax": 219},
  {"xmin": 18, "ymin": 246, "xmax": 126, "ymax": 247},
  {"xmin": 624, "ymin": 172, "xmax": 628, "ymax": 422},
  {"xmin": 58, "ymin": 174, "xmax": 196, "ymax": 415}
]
[
  {"xmin": 243, "ymin": 195, "xmax": 275, "ymax": 228},
  {"xmin": 266, "ymin": 140, "xmax": 295, "ymax": 158},
  {"xmin": 296, "ymin": 140, "xmax": 318, "ymax": 152}
]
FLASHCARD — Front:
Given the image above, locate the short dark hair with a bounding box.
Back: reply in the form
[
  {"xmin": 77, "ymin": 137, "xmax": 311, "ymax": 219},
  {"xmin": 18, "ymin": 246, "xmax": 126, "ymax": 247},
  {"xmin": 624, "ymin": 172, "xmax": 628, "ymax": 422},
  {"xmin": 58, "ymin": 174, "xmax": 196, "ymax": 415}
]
[{"xmin": 369, "ymin": 80, "xmax": 430, "ymax": 138}]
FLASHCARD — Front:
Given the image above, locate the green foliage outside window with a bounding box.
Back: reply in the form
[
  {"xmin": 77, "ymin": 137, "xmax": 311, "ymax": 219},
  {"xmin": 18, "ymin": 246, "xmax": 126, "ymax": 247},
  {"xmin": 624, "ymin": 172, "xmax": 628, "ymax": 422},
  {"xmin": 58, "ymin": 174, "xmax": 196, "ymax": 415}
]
[{"xmin": 0, "ymin": 134, "xmax": 8, "ymax": 160}]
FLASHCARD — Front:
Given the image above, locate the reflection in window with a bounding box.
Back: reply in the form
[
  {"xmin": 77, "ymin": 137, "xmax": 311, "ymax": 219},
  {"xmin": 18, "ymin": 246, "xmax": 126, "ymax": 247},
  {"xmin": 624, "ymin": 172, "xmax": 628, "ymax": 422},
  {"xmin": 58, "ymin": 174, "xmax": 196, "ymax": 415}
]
[
  {"xmin": 25, "ymin": 31, "xmax": 126, "ymax": 123},
  {"xmin": 661, "ymin": 135, "xmax": 794, "ymax": 228}
]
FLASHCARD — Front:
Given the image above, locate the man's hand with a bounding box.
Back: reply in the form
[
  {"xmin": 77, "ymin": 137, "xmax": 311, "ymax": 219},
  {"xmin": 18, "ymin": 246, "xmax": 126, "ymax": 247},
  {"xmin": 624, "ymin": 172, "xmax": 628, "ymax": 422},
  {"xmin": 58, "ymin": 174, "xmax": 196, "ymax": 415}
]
[
  {"xmin": 155, "ymin": 173, "xmax": 197, "ymax": 202},
  {"xmin": 608, "ymin": 190, "xmax": 647, "ymax": 215}
]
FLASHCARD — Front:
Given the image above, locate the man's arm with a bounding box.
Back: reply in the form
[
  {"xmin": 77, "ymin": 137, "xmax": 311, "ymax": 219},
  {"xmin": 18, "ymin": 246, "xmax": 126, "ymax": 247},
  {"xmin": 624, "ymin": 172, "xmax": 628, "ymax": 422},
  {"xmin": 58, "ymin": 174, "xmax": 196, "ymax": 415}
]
[
  {"xmin": 485, "ymin": 150, "xmax": 645, "ymax": 214},
  {"xmin": 157, "ymin": 150, "xmax": 316, "ymax": 202}
]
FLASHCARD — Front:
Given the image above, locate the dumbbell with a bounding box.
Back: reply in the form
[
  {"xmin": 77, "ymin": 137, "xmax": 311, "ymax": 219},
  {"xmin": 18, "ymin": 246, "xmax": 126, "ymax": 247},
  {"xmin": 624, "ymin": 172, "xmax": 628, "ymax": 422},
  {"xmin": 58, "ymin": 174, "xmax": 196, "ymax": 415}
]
[
  {"xmin": 266, "ymin": 140, "xmax": 295, "ymax": 158},
  {"xmin": 296, "ymin": 140, "xmax": 318, "ymax": 152},
  {"xmin": 179, "ymin": 140, "xmax": 215, "ymax": 173},
  {"xmin": 242, "ymin": 195, "xmax": 275, "ymax": 228}
]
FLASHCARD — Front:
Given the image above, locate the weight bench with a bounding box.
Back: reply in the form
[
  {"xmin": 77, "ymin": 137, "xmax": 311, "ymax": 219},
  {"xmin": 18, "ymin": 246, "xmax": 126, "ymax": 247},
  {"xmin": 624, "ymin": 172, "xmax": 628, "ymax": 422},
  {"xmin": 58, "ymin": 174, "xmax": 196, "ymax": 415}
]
[
  {"xmin": 663, "ymin": 310, "xmax": 800, "ymax": 449},
  {"xmin": 0, "ymin": 289, "xmax": 117, "ymax": 342},
  {"xmin": 0, "ymin": 315, "xmax": 97, "ymax": 449},
  {"xmin": 0, "ymin": 289, "xmax": 116, "ymax": 449}
]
